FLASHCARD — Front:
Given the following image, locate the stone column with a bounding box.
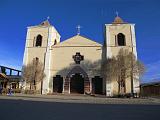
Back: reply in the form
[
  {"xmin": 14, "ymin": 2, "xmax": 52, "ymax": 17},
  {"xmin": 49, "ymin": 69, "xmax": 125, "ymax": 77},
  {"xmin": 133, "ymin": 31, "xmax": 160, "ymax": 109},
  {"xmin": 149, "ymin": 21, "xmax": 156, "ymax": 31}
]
[
  {"xmin": 84, "ymin": 77, "xmax": 90, "ymax": 94},
  {"xmin": 63, "ymin": 77, "xmax": 70, "ymax": 94}
]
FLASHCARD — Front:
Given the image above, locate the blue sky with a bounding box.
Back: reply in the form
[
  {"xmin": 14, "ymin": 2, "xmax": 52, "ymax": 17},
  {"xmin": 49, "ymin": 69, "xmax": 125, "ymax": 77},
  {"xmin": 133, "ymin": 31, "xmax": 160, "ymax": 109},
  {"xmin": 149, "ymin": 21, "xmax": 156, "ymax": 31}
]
[{"xmin": 0, "ymin": 0, "xmax": 160, "ymax": 83}]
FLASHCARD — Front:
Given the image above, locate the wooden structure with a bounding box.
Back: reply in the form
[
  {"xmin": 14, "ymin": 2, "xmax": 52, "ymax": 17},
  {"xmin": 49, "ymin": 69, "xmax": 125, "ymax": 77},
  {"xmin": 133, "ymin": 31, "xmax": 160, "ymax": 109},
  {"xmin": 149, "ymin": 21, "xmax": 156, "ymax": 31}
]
[
  {"xmin": 0, "ymin": 65, "xmax": 21, "ymax": 89},
  {"xmin": 63, "ymin": 65, "xmax": 90, "ymax": 94},
  {"xmin": 140, "ymin": 81, "xmax": 160, "ymax": 97}
]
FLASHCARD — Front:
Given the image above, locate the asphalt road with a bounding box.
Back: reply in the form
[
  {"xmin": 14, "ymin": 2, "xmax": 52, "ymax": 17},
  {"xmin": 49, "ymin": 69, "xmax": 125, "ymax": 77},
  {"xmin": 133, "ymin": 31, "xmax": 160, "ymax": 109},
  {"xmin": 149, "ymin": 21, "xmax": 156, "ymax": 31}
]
[{"xmin": 0, "ymin": 99, "xmax": 160, "ymax": 120}]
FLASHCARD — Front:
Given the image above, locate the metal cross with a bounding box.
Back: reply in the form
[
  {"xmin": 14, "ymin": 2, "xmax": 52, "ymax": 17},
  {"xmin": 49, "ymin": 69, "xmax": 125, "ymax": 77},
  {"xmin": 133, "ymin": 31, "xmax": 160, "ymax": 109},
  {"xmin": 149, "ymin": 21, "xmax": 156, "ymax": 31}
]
[
  {"xmin": 116, "ymin": 11, "xmax": 119, "ymax": 17},
  {"xmin": 47, "ymin": 16, "xmax": 50, "ymax": 20},
  {"xmin": 76, "ymin": 25, "xmax": 81, "ymax": 35},
  {"xmin": 72, "ymin": 52, "xmax": 84, "ymax": 64}
]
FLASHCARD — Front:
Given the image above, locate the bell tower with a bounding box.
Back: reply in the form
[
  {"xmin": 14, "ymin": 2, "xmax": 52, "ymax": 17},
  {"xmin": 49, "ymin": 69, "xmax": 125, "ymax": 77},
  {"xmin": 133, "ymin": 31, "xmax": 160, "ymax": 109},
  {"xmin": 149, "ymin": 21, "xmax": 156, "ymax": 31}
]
[
  {"xmin": 104, "ymin": 15, "xmax": 139, "ymax": 96},
  {"xmin": 23, "ymin": 19, "xmax": 61, "ymax": 92},
  {"xmin": 23, "ymin": 19, "xmax": 60, "ymax": 66},
  {"xmin": 105, "ymin": 15, "xmax": 137, "ymax": 58}
]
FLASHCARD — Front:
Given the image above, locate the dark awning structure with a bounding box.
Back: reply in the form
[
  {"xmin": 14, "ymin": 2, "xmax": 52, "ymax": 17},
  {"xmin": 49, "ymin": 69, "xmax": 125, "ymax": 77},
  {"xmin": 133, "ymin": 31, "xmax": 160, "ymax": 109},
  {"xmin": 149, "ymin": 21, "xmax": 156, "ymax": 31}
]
[
  {"xmin": 0, "ymin": 65, "xmax": 21, "ymax": 83},
  {"xmin": 7, "ymin": 75, "xmax": 21, "ymax": 82}
]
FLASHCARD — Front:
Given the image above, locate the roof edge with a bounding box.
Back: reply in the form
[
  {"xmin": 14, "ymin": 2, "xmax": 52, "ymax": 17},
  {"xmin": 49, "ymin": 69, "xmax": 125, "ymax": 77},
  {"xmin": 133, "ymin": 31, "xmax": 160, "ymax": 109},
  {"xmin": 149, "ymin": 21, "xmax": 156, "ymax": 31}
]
[{"xmin": 59, "ymin": 34, "xmax": 102, "ymax": 46}]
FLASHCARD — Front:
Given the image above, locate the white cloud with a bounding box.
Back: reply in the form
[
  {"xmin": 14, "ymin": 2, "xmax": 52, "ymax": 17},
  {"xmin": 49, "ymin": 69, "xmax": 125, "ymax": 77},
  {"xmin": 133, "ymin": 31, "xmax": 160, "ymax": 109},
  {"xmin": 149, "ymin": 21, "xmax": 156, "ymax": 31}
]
[{"xmin": 142, "ymin": 60, "xmax": 160, "ymax": 83}]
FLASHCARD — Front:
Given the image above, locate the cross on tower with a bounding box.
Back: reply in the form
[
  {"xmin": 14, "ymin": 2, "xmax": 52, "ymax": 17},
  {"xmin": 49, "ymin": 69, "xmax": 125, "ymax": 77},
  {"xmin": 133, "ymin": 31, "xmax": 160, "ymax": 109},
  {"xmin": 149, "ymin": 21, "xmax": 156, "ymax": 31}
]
[
  {"xmin": 116, "ymin": 11, "xmax": 119, "ymax": 17},
  {"xmin": 47, "ymin": 16, "xmax": 50, "ymax": 20},
  {"xmin": 76, "ymin": 25, "xmax": 82, "ymax": 35},
  {"xmin": 72, "ymin": 52, "xmax": 84, "ymax": 64}
]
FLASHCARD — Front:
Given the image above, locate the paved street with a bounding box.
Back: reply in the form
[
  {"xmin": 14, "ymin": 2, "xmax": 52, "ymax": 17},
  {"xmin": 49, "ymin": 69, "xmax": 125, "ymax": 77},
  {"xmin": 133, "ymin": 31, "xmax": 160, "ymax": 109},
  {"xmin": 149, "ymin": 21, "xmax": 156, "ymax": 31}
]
[
  {"xmin": 1, "ymin": 94, "xmax": 160, "ymax": 104},
  {"xmin": 0, "ymin": 95, "xmax": 160, "ymax": 120}
]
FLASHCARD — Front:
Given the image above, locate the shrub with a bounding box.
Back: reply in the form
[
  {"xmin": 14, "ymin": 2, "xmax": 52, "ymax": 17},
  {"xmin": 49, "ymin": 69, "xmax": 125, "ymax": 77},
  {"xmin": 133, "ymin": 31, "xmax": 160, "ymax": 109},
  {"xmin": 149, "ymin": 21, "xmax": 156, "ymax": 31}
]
[
  {"xmin": 12, "ymin": 88, "xmax": 21, "ymax": 93},
  {"xmin": 24, "ymin": 89, "xmax": 41, "ymax": 94}
]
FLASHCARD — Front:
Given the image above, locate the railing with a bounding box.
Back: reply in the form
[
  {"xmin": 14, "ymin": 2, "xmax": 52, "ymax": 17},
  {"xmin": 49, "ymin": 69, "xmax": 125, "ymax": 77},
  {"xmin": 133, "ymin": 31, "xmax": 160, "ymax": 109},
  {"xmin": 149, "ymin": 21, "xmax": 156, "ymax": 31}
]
[{"xmin": 0, "ymin": 65, "xmax": 21, "ymax": 76}]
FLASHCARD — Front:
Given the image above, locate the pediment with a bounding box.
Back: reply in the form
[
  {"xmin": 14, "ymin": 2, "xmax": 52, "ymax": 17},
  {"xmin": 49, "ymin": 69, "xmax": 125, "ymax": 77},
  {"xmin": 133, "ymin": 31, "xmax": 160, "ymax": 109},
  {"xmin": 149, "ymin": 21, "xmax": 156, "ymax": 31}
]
[{"xmin": 53, "ymin": 35, "xmax": 102, "ymax": 47}]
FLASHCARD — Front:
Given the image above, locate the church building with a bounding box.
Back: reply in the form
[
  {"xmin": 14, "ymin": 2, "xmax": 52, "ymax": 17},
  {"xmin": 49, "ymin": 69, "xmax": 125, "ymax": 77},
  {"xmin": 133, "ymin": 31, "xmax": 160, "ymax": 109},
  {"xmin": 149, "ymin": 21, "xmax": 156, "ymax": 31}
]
[{"xmin": 23, "ymin": 16, "xmax": 140, "ymax": 96}]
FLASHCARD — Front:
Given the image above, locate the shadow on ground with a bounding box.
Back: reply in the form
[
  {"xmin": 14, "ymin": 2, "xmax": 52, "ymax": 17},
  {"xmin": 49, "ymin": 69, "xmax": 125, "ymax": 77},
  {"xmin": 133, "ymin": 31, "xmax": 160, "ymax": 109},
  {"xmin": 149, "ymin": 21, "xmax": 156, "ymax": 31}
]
[{"xmin": 0, "ymin": 99, "xmax": 160, "ymax": 120}]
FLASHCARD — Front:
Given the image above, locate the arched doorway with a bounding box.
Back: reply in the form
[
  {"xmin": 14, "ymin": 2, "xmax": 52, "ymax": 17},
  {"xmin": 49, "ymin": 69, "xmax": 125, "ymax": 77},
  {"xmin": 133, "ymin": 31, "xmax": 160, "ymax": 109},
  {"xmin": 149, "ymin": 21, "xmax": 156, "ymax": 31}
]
[
  {"xmin": 92, "ymin": 76, "xmax": 103, "ymax": 94},
  {"xmin": 70, "ymin": 73, "xmax": 84, "ymax": 94},
  {"xmin": 53, "ymin": 75, "xmax": 63, "ymax": 93},
  {"xmin": 63, "ymin": 66, "xmax": 90, "ymax": 94}
]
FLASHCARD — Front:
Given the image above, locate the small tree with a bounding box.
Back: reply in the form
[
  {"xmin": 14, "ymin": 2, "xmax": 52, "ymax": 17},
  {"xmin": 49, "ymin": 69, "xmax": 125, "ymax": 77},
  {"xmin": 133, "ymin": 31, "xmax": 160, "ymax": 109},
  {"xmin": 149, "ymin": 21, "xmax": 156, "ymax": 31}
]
[
  {"xmin": 1, "ymin": 67, "xmax": 6, "ymax": 75},
  {"xmin": 125, "ymin": 51, "xmax": 145, "ymax": 96},
  {"xmin": 104, "ymin": 49, "xmax": 145, "ymax": 96},
  {"xmin": 22, "ymin": 58, "xmax": 45, "ymax": 93}
]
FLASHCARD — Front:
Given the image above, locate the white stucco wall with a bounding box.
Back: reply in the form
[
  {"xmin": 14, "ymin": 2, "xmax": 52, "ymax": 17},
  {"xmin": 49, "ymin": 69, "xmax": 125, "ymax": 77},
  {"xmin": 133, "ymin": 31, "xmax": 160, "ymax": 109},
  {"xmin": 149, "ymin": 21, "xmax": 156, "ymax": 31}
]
[{"xmin": 48, "ymin": 35, "xmax": 102, "ymax": 93}]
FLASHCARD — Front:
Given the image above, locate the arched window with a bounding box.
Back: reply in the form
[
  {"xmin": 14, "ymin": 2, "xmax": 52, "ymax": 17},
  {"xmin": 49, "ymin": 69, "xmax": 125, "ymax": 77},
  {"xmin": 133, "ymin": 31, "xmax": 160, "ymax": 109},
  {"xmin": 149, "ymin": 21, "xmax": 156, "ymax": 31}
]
[
  {"xmin": 54, "ymin": 39, "xmax": 57, "ymax": 45},
  {"xmin": 35, "ymin": 35, "xmax": 42, "ymax": 47},
  {"xmin": 117, "ymin": 33, "xmax": 126, "ymax": 46},
  {"xmin": 33, "ymin": 57, "xmax": 39, "ymax": 65},
  {"xmin": 35, "ymin": 57, "xmax": 39, "ymax": 62}
]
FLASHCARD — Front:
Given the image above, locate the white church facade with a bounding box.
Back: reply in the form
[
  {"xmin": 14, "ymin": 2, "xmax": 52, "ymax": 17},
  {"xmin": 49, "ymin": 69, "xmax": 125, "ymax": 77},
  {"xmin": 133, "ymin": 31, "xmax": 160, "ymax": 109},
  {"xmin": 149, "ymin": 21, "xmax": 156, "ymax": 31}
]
[{"xmin": 23, "ymin": 16, "xmax": 140, "ymax": 96}]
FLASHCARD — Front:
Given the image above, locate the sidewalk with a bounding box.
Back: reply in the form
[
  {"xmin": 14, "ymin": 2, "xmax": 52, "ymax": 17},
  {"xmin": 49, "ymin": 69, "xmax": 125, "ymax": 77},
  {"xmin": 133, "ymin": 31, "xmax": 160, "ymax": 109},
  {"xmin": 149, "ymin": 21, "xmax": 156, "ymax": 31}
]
[{"xmin": 0, "ymin": 93, "xmax": 160, "ymax": 105}]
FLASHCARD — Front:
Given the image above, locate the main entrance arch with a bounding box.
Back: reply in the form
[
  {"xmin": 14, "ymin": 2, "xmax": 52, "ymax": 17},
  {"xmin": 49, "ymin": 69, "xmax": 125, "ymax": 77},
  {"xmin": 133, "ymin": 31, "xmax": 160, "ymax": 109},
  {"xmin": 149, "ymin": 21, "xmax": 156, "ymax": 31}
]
[
  {"xmin": 63, "ymin": 66, "xmax": 90, "ymax": 94},
  {"xmin": 70, "ymin": 73, "xmax": 84, "ymax": 94}
]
